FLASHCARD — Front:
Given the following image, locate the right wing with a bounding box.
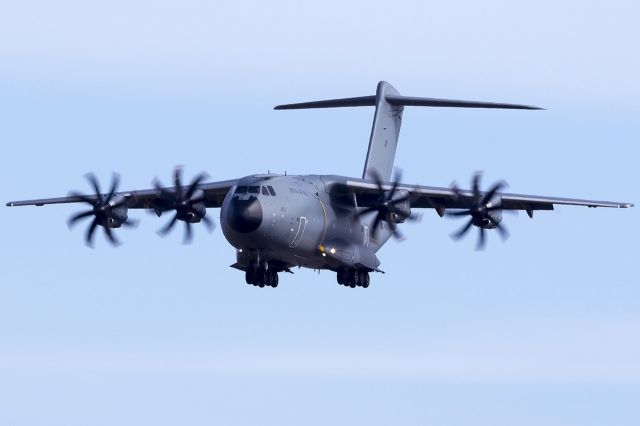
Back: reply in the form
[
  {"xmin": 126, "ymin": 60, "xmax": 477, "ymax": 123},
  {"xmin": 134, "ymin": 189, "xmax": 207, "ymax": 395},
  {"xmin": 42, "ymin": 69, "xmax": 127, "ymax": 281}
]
[{"xmin": 346, "ymin": 178, "xmax": 633, "ymax": 214}]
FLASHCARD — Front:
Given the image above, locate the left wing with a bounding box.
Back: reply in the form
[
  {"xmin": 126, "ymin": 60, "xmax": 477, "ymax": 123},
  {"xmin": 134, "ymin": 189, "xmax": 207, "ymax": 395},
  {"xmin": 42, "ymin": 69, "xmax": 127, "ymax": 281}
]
[
  {"xmin": 6, "ymin": 178, "xmax": 239, "ymax": 209},
  {"xmin": 347, "ymin": 178, "xmax": 633, "ymax": 215}
]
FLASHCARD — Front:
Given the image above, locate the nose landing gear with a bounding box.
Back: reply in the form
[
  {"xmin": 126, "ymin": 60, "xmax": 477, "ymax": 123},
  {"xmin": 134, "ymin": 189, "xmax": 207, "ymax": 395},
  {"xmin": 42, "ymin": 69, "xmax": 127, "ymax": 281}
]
[
  {"xmin": 245, "ymin": 267, "xmax": 279, "ymax": 288},
  {"xmin": 336, "ymin": 268, "xmax": 370, "ymax": 288}
]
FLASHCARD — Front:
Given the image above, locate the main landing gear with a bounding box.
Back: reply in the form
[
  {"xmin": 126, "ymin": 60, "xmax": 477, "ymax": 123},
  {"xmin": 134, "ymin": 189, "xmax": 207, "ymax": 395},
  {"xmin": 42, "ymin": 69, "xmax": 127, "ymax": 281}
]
[
  {"xmin": 245, "ymin": 267, "xmax": 279, "ymax": 288},
  {"xmin": 336, "ymin": 268, "xmax": 370, "ymax": 288}
]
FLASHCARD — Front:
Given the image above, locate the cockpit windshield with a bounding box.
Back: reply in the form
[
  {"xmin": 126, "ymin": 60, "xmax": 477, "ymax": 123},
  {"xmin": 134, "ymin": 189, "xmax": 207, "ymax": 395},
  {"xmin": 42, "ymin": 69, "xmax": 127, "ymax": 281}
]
[
  {"xmin": 235, "ymin": 185, "xmax": 260, "ymax": 194},
  {"xmin": 234, "ymin": 185, "xmax": 276, "ymax": 196}
]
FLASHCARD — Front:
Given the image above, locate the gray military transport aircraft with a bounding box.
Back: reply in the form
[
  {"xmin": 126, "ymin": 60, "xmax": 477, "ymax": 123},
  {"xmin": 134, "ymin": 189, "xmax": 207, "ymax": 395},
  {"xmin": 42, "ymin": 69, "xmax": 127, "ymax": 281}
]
[{"xmin": 6, "ymin": 82, "xmax": 634, "ymax": 288}]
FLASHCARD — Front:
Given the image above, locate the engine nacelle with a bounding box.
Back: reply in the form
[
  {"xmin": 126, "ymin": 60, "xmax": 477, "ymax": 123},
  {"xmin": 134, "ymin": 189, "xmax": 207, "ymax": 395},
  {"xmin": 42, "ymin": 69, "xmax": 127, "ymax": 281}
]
[
  {"xmin": 104, "ymin": 195, "xmax": 129, "ymax": 228},
  {"xmin": 474, "ymin": 206, "xmax": 502, "ymax": 229},
  {"xmin": 388, "ymin": 189, "xmax": 411, "ymax": 223}
]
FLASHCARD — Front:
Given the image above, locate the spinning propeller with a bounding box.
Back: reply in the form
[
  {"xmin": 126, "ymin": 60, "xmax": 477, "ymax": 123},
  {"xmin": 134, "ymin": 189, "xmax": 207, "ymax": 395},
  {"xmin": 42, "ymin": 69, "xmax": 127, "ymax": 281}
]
[
  {"xmin": 447, "ymin": 172, "xmax": 509, "ymax": 250},
  {"xmin": 355, "ymin": 170, "xmax": 418, "ymax": 239},
  {"xmin": 153, "ymin": 167, "xmax": 214, "ymax": 243},
  {"xmin": 67, "ymin": 173, "xmax": 136, "ymax": 247}
]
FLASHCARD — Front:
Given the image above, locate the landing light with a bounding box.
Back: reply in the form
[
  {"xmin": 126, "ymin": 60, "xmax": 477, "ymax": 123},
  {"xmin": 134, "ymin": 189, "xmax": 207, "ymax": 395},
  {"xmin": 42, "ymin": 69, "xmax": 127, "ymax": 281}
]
[{"xmin": 329, "ymin": 248, "xmax": 336, "ymax": 254}]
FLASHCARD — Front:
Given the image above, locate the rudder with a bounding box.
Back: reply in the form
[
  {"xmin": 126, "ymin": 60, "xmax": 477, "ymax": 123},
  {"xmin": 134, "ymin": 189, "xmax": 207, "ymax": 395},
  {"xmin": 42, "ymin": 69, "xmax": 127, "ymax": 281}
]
[{"xmin": 362, "ymin": 81, "xmax": 404, "ymax": 181}]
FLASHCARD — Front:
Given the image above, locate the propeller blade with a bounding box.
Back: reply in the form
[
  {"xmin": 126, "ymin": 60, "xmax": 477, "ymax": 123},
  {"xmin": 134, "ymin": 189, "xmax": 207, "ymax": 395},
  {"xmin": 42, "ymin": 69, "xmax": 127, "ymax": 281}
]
[
  {"xmin": 489, "ymin": 218, "xmax": 510, "ymax": 241},
  {"xmin": 153, "ymin": 179, "xmax": 175, "ymax": 203},
  {"xmin": 185, "ymin": 173, "xmax": 208, "ymax": 199},
  {"xmin": 354, "ymin": 206, "xmax": 379, "ymax": 218},
  {"xmin": 472, "ymin": 172, "xmax": 481, "ymax": 202},
  {"xmin": 158, "ymin": 213, "xmax": 179, "ymax": 236},
  {"xmin": 67, "ymin": 210, "xmax": 95, "ymax": 228},
  {"xmin": 481, "ymin": 180, "xmax": 506, "ymax": 206},
  {"xmin": 386, "ymin": 213, "xmax": 405, "ymax": 240},
  {"xmin": 105, "ymin": 173, "xmax": 120, "ymax": 204},
  {"xmin": 85, "ymin": 173, "xmax": 104, "ymax": 204},
  {"xmin": 183, "ymin": 222, "xmax": 193, "ymax": 244},
  {"xmin": 103, "ymin": 225, "xmax": 121, "ymax": 247},
  {"xmin": 450, "ymin": 181, "xmax": 461, "ymax": 200},
  {"xmin": 85, "ymin": 217, "xmax": 99, "ymax": 247},
  {"xmin": 389, "ymin": 193, "xmax": 410, "ymax": 206},
  {"xmin": 68, "ymin": 191, "xmax": 97, "ymax": 206},
  {"xmin": 389, "ymin": 169, "xmax": 402, "ymax": 199},
  {"xmin": 451, "ymin": 218, "xmax": 473, "ymax": 240},
  {"xmin": 174, "ymin": 168, "xmax": 183, "ymax": 198},
  {"xmin": 371, "ymin": 214, "xmax": 383, "ymax": 238},
  {"xmin": 201, "ymin": 214, "xmax": 215, "ymax": 232},
  {"xmin": 446, "ymin": 209, "xmax": 471, "ymax": 217},
  {"xmin": 476, "ymin": 227, "xmax": 486, "ymax": 250}
]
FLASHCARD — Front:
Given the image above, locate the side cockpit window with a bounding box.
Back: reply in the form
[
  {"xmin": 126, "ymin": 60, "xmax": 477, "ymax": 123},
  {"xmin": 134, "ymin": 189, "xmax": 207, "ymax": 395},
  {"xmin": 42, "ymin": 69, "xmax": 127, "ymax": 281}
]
[
  {"xmin": 261, "ymin": 186, "xmax": 269, "ymax": 195},
  {"xmin": 267, "ymin": 186, "xmax": 276, "ymax": 196}
]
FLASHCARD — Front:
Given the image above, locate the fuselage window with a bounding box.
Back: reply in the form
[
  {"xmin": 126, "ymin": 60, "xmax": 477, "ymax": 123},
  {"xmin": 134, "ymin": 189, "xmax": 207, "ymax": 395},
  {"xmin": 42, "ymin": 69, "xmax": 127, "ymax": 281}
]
[
  {"xmin": 261, "ymin": 186, "xmax": 269, "ymax": 195},
  {"xmin": 248, "ymin": 186, "xmax": 260, "ymax": 194},
  {"xmin": 235, "ymin": 185, "xmax": 248, "ymax": 194},
  {"xmin": 267, "ymin": 186, "xmax": 276, "ymax": 196}
]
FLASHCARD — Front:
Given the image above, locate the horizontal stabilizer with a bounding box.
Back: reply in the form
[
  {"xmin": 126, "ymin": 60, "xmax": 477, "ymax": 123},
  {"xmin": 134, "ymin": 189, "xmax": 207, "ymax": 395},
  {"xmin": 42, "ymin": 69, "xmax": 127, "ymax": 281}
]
[
  {"xmin": 274, "ymin": 96, "xmax": 376, "ymax": 110},
  {"xmin": 385, "ymin": 95, "xmax": 543, "ymax": 110},
  {"xmin": 274, "ymin": 81, "xmax": 544, "ymax": 182},
  {"xmin": 275, "ymin": 92, "xmax": 542, "ymax": 111}
]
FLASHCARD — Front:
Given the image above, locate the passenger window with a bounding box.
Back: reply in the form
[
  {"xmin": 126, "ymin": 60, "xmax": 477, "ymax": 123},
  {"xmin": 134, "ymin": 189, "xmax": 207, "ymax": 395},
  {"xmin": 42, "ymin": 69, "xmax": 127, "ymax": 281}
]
[
  {"xmin": 248, "ymin": 186, "xmax": 260, "ymax": 194},
  {"xmin": 261, "ymin": 186, "xmax": 269, "ymax": 195},
  {"xmin": 267, "ymin": 186, "xmax": 276, "ymax": 196},
  {"xmin": 235, "ymin": 186, "xmax": 248, "ymax": 194}
]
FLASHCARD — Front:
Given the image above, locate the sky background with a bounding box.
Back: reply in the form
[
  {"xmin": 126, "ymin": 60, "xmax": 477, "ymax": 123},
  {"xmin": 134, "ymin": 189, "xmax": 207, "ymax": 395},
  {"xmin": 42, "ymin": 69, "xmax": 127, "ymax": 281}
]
[{"xmin": 0, "ymin": 1, "xmax": 638, "ymax": 425}]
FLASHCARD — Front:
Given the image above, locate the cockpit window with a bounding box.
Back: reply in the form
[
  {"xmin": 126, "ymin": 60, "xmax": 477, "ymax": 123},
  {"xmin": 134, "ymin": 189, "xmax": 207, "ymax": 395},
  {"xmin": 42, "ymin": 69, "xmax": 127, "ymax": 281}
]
[
  {"xmin": 235, "ymin": 186, "xmax": 248, "ymax": 194},
  {"xmin": 267, "ymin": 186, "xmax": 276, "ymax": 196},
  {"xmin": 261, "ymin": 186, "xmax": 269, "ymax": 195},
  {"xmin": 247, "ymin": 186, "xmax": 260, "ymax": 194}
]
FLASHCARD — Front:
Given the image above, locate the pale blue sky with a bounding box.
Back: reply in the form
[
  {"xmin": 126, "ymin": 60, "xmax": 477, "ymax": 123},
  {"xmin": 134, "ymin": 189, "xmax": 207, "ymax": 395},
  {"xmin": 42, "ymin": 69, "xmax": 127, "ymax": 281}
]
[{"xmin": 1, "ymin": 1, "xmax": 638, "ymax": 425}]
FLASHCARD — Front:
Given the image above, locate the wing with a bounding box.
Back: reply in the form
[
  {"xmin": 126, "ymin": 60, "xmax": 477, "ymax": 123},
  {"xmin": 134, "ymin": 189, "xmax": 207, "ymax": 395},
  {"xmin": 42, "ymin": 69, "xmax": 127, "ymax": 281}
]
[
  {"xmin": 346, "ymin": 178, "xmax": 633, "ymax": 214},
  {"xmin": 6, "ymin": 178, "xmax": 238, "ymax": 209}
]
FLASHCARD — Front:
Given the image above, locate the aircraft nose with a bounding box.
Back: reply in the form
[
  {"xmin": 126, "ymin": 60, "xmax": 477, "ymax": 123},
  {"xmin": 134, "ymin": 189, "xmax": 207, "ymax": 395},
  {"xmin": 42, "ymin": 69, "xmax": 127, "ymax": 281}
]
[{"xmin": 228, "ymin": 195, "xmax": 263, "ymax": 233}]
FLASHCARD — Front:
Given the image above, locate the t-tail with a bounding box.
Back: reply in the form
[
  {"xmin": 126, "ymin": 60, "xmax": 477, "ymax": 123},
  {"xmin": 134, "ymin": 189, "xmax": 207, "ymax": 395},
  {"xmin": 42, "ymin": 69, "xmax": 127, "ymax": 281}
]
[{"xmin": 275, "ymin": 81, "xmax": 542, "ymax": 181}]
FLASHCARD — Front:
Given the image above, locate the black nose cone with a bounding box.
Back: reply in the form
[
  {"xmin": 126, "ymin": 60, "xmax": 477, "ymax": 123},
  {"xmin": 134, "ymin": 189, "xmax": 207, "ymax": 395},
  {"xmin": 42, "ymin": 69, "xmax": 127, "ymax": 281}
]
[{"xmin": 228, "ymin": 196, "xmax": 263, "ymax": 233}]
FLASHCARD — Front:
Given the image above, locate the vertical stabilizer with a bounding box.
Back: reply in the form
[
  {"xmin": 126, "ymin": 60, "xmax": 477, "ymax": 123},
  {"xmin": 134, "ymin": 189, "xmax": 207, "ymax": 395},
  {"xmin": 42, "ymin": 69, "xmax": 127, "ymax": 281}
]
[
  {"xmin": 362, "ymin": 82, "xmax": 404, "ymax": 181},
  {"xmin": 274, "ymin": 82, "xmax": 541, "ymax": 181}
]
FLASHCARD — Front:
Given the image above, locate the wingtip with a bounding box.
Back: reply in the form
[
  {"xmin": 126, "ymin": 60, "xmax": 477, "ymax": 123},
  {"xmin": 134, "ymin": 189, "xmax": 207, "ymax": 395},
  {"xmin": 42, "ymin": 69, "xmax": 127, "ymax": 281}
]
[{"xmin": 6, "ymin": 202, "xmax": 14, "ymax": 207}]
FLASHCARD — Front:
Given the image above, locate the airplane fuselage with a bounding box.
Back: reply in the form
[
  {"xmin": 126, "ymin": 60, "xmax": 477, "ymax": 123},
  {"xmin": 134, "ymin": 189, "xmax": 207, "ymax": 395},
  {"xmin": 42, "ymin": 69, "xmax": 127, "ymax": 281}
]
[{"xmin": 220, "ymin": 174, "xmax": 390, "ymax": 274}]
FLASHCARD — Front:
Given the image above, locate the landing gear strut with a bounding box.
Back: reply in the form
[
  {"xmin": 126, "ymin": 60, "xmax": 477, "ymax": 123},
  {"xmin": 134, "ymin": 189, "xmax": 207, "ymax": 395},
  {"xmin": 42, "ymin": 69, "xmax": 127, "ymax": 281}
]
[
  {"xmin": 336, "ymin": 268, "xmax": 370, "ymax": 288},
  {"xmin": 245, "ymin": 267, "xmax": 279, "ymax": 288}
]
